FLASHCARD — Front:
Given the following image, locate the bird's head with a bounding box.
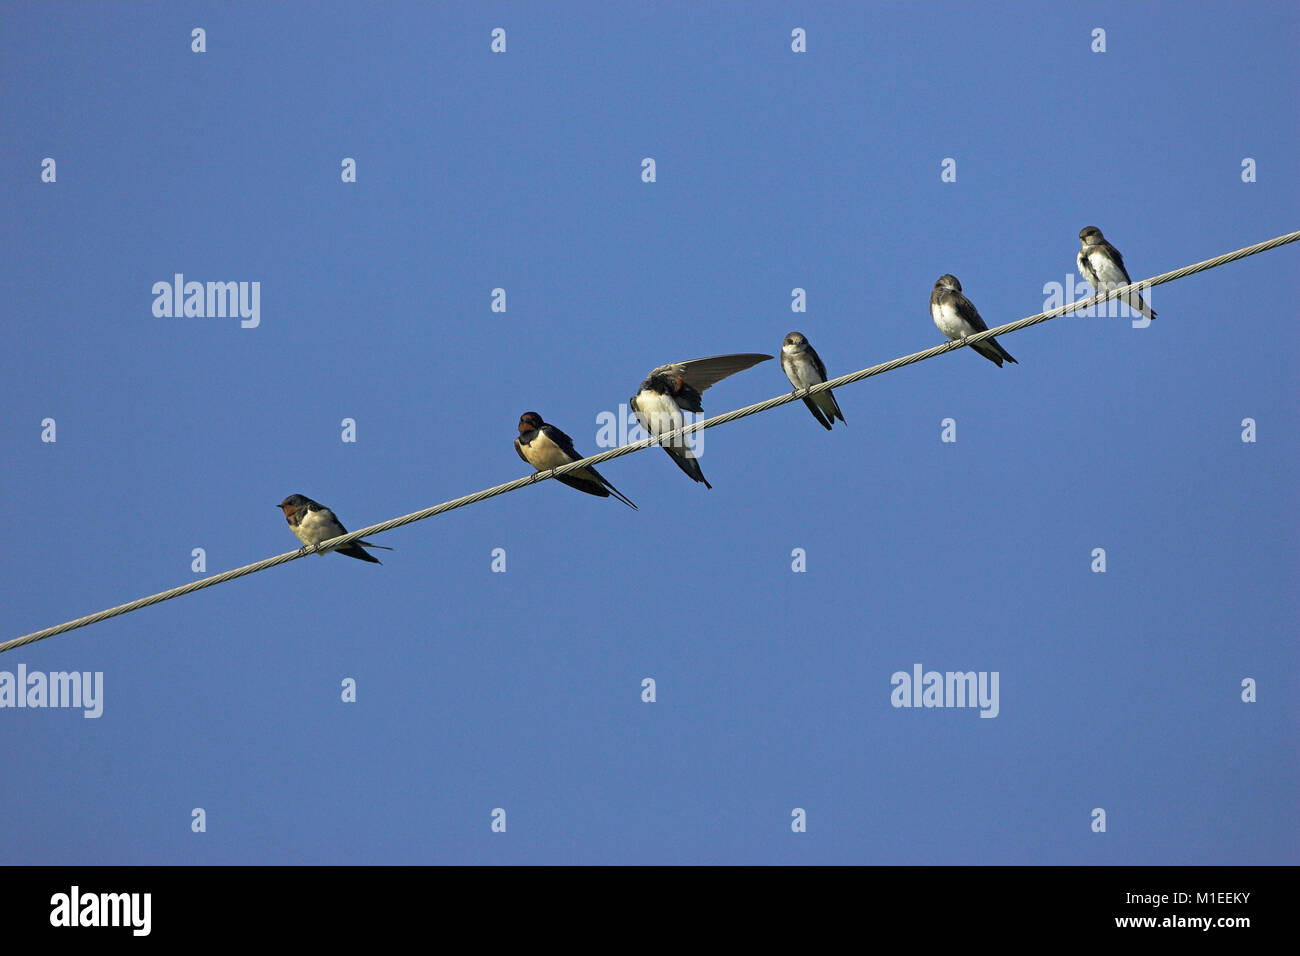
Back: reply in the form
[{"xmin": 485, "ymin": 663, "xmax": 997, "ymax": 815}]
[
  {"xmin": 277, "ymin": 494, "xmax": 308, "ymax": 517},
  {"xmin": 1079, "ymin": 226, "xmax": 1103, "ymax": 246}
]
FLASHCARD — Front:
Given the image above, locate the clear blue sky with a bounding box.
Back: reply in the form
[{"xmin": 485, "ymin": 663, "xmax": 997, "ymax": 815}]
[{"xmin": 2, "ymin": 1, "xmax": 1296, "ymax": 865}]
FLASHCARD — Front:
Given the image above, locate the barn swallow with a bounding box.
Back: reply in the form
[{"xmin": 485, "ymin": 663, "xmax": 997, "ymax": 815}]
[
  {"xmin": 277, "ymin": 494, "xmax": 391, "ymax": 564},
  {"xmin": 780, "ymin": 332, "xmax": 846, "ymax": 430},
  {"xmin": 630, "ymin": 353, "xmax": 772, "ymax": 488},
  {"xmin": 1077, "ymin": 226, "xmax": 1156, "ymax": 320},
  {"xmin": 515, "ymin": 412, "xmax": 637, "ymax": 509},
  {"xmin": 930, "ymin": 275, "xmax": 1018, "ymax": 368}
]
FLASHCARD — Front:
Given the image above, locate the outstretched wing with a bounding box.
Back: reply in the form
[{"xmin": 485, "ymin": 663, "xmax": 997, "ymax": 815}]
[{"xmin": 646, "ymin": 353, "xmax": 774, "ymax": 393}]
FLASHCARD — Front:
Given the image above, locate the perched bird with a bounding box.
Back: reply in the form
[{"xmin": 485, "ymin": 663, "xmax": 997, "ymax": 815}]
[
  {"xmin": 630, "ymin": 353, "xmax": 773, "ymax": 488},
  {"xmin": 515, "ymin": 411, "xmax": 637, "ymax": 509},
  {"xmin": 780, "ymin": 332, "xmax": 846, "ymax": 430},
  {"xmin": 277, "ymin": 494, "xmax": 391, "ymax": 564},
  {"xmin": 930, "ymin": 275, "xmax": 1018, "ymax": 368},
  {"xmin": 1077, "ymin": 226, "xmax": 1156, "ymax": 320}
]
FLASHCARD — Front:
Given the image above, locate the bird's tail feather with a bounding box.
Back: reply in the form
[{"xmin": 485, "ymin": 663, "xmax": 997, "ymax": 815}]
[
  {"xmin": 1127, "ymin": 292, "xmax": 1156, "ymax": 320},
  {"xmin": 666, "ymin": 448, "xmax": 712, "ymax": 489},
  {"xmin": 605, "ymin": 483, "xmax": 638, "ymax": 510},
  {"xmin": 991, "ymin": 339, "xmax": 1017, "ymax": 365},
  {"xmin": 802, "ymin": 396, "xmax": 832, "ymax": 430},
  {"xmin": 337, "ymin": 544, "xmax": 383, "ymax": 564}
]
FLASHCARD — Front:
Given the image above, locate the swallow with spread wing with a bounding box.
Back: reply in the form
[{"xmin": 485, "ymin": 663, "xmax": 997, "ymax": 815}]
[{"xmin": 630, "ymin": 353, "xmax": 772, "ymax": 488}]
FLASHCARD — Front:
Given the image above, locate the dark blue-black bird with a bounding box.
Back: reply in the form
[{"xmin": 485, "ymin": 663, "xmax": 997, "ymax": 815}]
[{"xmin": 515, "ymin": 412, "xmax": 636, "ymax": 509}]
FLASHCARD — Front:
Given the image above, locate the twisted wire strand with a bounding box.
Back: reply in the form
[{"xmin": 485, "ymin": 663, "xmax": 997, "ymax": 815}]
[{"xmin": 4, "ymin": 228, "xmax": 1297, "ymax": 655}]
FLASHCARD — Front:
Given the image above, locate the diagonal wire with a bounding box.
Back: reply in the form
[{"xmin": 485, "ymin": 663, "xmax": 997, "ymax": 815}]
[{"xmin": 3, "ymin": 228, "xmax": 1297, "ymax": 655}]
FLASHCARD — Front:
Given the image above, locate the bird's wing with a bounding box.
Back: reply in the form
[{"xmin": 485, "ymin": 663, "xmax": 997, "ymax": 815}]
[
  {"xmin": 953, "ymin": 294, "xmax": 991, "ymax": 333},
  {"xmin": 647, "ymin": 353, "xmax": 773, "ymax": 392},
  {"xmin": 808, "ymin": 346, "xmax": 829, "ymax": 383},
  {"xmin": 317, "ymin": 509, "xmax": 348, "ymax": 534},
  {"xmin": 514, "ymin": 437, "xmax": 531, "ymax": 465},
  {"xmin": 541, "ymin": 423, "xmax": 582, "ymax": 462},
  {"xmin": 1103, "ymin": 241, "xmax": 1131, "ymax": 280}
]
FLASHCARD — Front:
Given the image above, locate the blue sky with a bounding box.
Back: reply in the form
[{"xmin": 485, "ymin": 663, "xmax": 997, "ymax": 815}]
[{"xmin": 2, "ymin": 1, "xmax": 1296, "ymax": 865}]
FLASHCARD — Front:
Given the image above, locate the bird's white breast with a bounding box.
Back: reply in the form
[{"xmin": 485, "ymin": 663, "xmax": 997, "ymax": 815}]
[
  {"xmin": 634, "ymin": 390, "xmax": 686, "ymax": 447},
  {"xmin": 932, "ymin": 300, "xmax": 968, "ymax": 339},
  {"xmin": 296, "ymin": 508, "xmax": 337, "ymax": 546},
  {"xmin": 1085, "ymin": 250, "xmax": 1126, "ymax": 289},
  {"xmin": 783, "ymin": 352, "xmax": 822, "ymax": 389}
]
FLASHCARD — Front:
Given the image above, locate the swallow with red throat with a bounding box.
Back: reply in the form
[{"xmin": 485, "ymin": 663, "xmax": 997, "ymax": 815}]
[
  {"xmin": 629, "ymin": 353, "xmax": 772, "ymax": 488},
  {"xmin": 277, "ymin": 494, "xmax": 391, "ymax": 563},
  {"xmin": 780, "ymin": 332, "xmax": 846, "ymax": 430},
  {"xmin": 515, "ymin": 412, "xmax": 637, "ymax": 509},
  {"xmin": 930, "ymin": 275, "xmax": 1018, "ymax": 368},
  {"xmin": 1077, "ymin": 226, "xmax": 1156, "ymax": 321}
]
